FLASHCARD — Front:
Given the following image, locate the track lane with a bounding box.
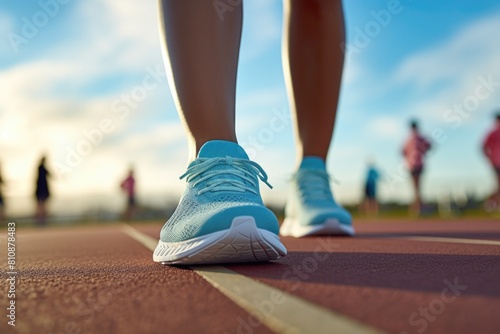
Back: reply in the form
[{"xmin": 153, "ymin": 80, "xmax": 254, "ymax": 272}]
[
  {"xmin": 2, "ymin": 219, "xmax": 498, "ymax": 334},
  {"xmin": 132, "ymin": 222, "xmax": 500, "ymax": 334},
  {"xmin": 227, "ymin": 236, "xmax": 500, "ymax": 334},
  {"xmin": 124, "ymin": 225, "xmax": 386, "ymax": 334},
  {"xmin": 0, "ymin": 226, "xmax": 275, "ymax": 334}
]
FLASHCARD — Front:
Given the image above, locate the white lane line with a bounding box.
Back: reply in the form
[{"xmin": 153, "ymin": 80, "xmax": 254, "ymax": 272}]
[
  {"xmin": 122, "ymin": 224, "xmax": 387, "ymax": 334},
  {"xmin": 122, "ymin": 224, "xmax": 158, "ymax": 250},
  {"xmin": 394, "ymin": 236, "xmax": 500, "ymax": 246},
  {"xmin": 195, "ymin": 266, "xmax": 387, "ymax": 334}
]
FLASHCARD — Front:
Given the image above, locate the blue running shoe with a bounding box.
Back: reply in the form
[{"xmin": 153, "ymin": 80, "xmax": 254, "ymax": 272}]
[
  {"xmin": 280, "ymin": 157, "xmax": 354, "ymax": 237},
  {"xmin": 153, "ymin": 140, "xmax": 287, "ymax": 265}
]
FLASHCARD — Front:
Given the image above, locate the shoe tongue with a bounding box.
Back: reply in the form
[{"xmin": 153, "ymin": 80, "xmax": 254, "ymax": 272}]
[
  {"xmin": 300, "ymin": 156, "xmax": 326, "ymax": 171},
  {"xmin": 197, "ymin": 140, "xmax": 249, "ymax": 159},
  {"xmin": 192, "ymin": 140, "xmax": 254, "ymax": 195}
]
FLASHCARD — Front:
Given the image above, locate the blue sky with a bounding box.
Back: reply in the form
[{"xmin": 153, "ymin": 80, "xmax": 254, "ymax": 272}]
[{"xmin": 1, "ymin": 0, "xmax": 500, "ymax": 214}]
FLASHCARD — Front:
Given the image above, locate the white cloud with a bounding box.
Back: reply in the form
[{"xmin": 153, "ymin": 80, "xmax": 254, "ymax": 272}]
[
  {"xmin": 74, "ymin": 0, "xmax": 162, "ymax": 69},
  {"xmin": 52, "ymin": 122, "xmax": 187, "ymax": 196},
  {"xmin": 395, "ymin": 14, "xmax": 500, "ymax": 87},
  {"xmin": 0, "ymin": 12, "xmax": 14, "ymax": 55},
  {"xmin": 342, "ymin": 57, "xmax": 363, "ymax": 86},
  {"xmin": 0, "ymin": 0, "xmax": 170, "ymax": 204},
  {"xmin": 368, "ymin": 116, "xmax": 405, "ymax": 139},
  {"xmin": 391, "ymin": 14, "xmax": 500, "ymax": 124}
]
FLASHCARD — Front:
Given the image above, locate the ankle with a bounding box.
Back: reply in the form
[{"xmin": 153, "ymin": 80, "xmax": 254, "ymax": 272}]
[
  {"xmin": 298, "ymin": 156, "xmax": 327, "ymax": 171},
  {"xmin": 188, "ymin": 136, "xmax": 238, "ymax": 161}
]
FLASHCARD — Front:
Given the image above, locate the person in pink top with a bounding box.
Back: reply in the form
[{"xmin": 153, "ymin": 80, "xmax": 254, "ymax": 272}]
[
  {"xmin": 402, "ymin": 120, "xmax": 432, "ymax": 213},
  {"xmin": 482, "ymin": 113, "xmax": 500, "ymax": 209},
  {"xmin": 120, "ymin": 167, "xmax": 136, "ymax": 220}
]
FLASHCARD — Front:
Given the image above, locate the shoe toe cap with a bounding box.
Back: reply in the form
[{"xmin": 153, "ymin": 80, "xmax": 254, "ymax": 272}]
[
  {"xmin": 309, "ymin": 207, "xmax": 352, "ymax": 226},
  {"xmin": 200, "ymin": 204, "xmax": 280, "ymax": 236}
]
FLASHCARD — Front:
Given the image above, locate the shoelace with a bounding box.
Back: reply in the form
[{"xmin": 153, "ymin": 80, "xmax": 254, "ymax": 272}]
[
  {"xmin": 295, "ymin": 169, "xmax": 334, "ymax": 201},
  {"xmin": 179, "ymin": 156, "xmax": 272, "ymax": 196}
]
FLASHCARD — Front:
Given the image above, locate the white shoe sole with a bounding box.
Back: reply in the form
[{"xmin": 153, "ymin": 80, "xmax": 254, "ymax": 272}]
[
  {"xmin": 280, "ymin": 217, "xmax": 355, "ymax": 238},
  {"xmin": 153, "ymin": 216, "xmax": 287, "ymax": 265}
]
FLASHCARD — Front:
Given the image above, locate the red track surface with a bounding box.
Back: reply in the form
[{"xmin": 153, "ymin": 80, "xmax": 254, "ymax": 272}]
[{"xmin": 1, "ymin": 219, "xmax": 499, "ymax": 334}]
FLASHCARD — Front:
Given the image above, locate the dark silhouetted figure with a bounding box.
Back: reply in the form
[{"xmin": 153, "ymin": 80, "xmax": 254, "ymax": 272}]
[
  {"xmin": 483, "ymin": 112, "xmax": 500, "ymax": 211},
  {"xmin": 35, "ymin": 156, "xmax": 50, "ymax": 226},
  {"xmin": 402, "ymin": 120, "xmax": 431, "ymax": 214},
  {"xmin": 120, "ymin": 168, "xmax": 136, "ymax": 221},
  {"xmin": 362, "ymin": 162, "xmax": 380, "ymax": 215}
]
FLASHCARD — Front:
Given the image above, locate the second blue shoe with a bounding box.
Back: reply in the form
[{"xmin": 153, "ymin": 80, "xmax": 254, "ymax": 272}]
[
  {"xmin": 153, "ymin": 140, "xmax": 287, "ymax": 265},
  {"xmin": 281, "ymin": 157, "xmax": 354, "ymax": 237}
]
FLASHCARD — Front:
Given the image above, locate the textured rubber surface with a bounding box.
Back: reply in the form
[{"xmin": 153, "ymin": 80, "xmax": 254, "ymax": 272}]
[
  {"xmin": 280, "ymin": 217, "xmax": 355, "ymax": 237},
  {"xmin": 154, "ymin": 216, "xmax": 287, "ymax": 265},
  {"xmin": 0, "ymin": 226, "xmax": 275, "ymax": 334},
  {"xmin": 2, "ymin": 219, "xmax": 499, "ymax": 334},
  {"xmin": 227, "ymin": 219, "xmax": 500, "ymax": 334}
]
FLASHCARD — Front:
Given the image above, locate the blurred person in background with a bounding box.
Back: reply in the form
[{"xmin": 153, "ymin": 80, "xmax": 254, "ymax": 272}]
[
  {"xmin": 35, "ymin": 156, "xmax": 50, "ymax": 226},
  {"xmin": 120, "ymin": 167, "xmax": 136, "ymax": 221},
  {"xmin": 482, "ymin": 112, "xmax": 500, "ymax": 211},
  {"xmin": 154, "ymin": 0, "xmax": 352, "ymax": 265},
  {"xmin": 402, "ymin": 120, "xmax": 432, "ymax": 214},
  {"xmin": 362, "ymin": 161, "xmax": 380, "ymax": 215}
]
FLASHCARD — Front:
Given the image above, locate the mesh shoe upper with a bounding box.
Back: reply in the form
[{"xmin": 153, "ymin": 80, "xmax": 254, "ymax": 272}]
[
  {"xmin": 160, "ymin": 140, "xmax": 279, "ymax": 243},
  {"xmin": 285, "ymin": 157, "xmax": 352, "ymax": 227}
]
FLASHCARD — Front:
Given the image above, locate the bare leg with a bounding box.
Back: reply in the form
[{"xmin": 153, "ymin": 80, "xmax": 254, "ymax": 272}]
[
  {"xmin": 360, "ymin": 199, "xmax": 368, "ymax": 215},
  {"xmin": 483, "ymin": 168, "xmax": 500, "ymax": 210},
  {"xmin": 36, "ymin": 201, "xmax": 41, "ymax": 222},
  {"xmin": 411, "ymin": 174, "xmax": 421, "ymax": 213},
  {"xmin": 124, "ymin": 203, "xmax": 135, "ymax": 221},
  {"xmin": 36, "ymin": 200, "xmax": 46, "ymax": 226},
  {"xmin": 283, "ymin": 0, "xmax": 345, "ymax": 163},
  {"xmin": 159, "ymin": 0, "xmax": 242, "ymax": 161},
  {"xmin": 365, "ymin": 199, "xmax": 371, "ymax": 215},
  {"xmin": 369, "ymin": 199, "xmax": 379, "ymax": 216},
  {"xmin": 126, "ymin": 208, "xmax": 130, "ymax": 221},
  {"xmin": 494, "ymin": 171, "xmax": 500, "ymax": 205}
]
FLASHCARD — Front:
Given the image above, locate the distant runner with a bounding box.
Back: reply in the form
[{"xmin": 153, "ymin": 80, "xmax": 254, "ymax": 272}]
[
  {"xmin": 35, "ymin": 156, "xmax": 50, "ymax": 226},
  {"xmin": 402, "ymin": 120, "xmax": 431, "ymax": 214},
  {"xmin": 482, "ymin": 112, "xmax": 500, "ymax": 210},
  {"xmin": 120, "ymin": 167, "xmax": 136, "ymax": 220},
  {"xmin": 362, "ymin": 162, "xmax": 380, "ymax": 215}
]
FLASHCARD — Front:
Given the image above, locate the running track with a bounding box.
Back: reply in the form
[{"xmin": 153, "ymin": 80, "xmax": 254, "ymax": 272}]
[{"xmin": 1, "ymin": 219, "xmax": 499, "ymax": 334}]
